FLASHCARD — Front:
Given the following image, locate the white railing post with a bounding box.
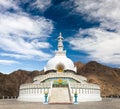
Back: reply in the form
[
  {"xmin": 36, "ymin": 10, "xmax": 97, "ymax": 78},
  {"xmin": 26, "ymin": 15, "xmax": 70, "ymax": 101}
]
[{"xmin": 2, "ymin": 96, "xmax": 4, "ymax": 100}]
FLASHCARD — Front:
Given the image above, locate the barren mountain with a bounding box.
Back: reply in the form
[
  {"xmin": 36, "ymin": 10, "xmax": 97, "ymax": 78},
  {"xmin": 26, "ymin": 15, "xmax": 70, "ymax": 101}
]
[
  {"xmin": 0, "ymin": 70, "xmax": 43, "ymax": 98},
  {"xmin": 76, "ymin": 61, "xmax": 120, "ymax": 97},
  {"xmin": 0, "ymin": 61, "xmax": 120, "ymax": 98}
]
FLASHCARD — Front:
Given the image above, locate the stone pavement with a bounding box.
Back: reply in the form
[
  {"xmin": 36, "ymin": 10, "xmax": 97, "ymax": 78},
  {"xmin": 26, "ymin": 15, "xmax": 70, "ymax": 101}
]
[{"xmin": 0, "ymin": 98, "xmax": 120, "ymax": 109}]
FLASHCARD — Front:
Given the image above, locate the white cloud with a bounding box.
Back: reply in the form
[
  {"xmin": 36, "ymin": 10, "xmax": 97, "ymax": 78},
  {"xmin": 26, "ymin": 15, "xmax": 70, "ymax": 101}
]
[
  {"xmin": 69, "ymin": 28, "xmax": 120, "ymax": 65},
  {"xmin": 0, "ymin": 0, "xmax": 54, "ymax": 61},
  {"xmin": 67, "ymin": 0, "xmax": 120, "ymax": 66},
  {"xmin": 0, "ymin": 13, "xmax": 53, "ymax": 60},
  {"xmin": 31, "ymin": 39, "xmax": 50, "ymax": 48},
  {"xmin": 0, "ymin": 0, "xmax": 19, "ymax": 11},
  {"xmin": 0, "ymin": 60, "xmax": 19, "ymax": 65},
  {"xmin": 0, "ymin": 53, "xmax": 32, "ymax": 59},
  {"xmin": 0, "ymin": 34, "xmax": 52, "ymax": 58},
  {"xmin": 74, "ymin": 0, "xmax": 120, "ymax": 20},
  {"xmin": 73, "ymin": 0, "xmax": 120, "ymax": 31},
  {"xmin": 32, "ymin": 0, "xmax": 51, "ymax": 11},
  {"xmin": 0, "ymin": 13, "xmax": 53, "ymax": 38}
]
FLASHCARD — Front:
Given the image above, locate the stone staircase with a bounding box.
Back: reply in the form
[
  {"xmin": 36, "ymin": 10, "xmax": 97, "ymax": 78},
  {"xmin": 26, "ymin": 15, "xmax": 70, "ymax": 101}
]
[{"xmin": 49, "ymin": 87, "xmax": 71, "ymax": 104}]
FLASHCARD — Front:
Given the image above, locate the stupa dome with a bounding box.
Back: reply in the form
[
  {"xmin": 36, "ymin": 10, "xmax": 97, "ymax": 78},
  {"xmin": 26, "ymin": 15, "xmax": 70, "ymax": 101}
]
[{"xmin": 44, "ymin": 55, "xmax": 76, "ymax": 72}]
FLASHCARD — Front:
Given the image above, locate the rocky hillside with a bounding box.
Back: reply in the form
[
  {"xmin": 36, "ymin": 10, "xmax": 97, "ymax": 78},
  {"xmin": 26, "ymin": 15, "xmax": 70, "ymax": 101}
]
[
  {"xmin": 0, "ymin": 70, "xmax": 43, "ymax": 99},
  {"xmin": 76, "ymin": 61, "xmax": 120, "ymax": 97},
  {"xmin": 0, "ymin": 61, "xmax": 120, "ymax": 98}
]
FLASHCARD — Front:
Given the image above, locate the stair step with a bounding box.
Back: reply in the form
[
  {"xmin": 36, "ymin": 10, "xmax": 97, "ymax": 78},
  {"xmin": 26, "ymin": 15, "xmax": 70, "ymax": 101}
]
[
  {"xmin": 49, "ymin": 87, "xmax": 71, "ymax": 103},
  {"xmin": 49, "ymin": 102, "xmax": 72, "ymax": 104}
]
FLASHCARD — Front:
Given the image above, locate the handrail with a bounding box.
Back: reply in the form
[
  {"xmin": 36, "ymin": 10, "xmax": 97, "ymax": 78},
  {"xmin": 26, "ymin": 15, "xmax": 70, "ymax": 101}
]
[{"xmin": 67, "ymin": 80, "xmax": 73, "ymax": 103}]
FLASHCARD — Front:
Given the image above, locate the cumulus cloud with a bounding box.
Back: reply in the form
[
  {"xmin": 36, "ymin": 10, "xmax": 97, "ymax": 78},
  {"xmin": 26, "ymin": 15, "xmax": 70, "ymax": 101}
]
[
  {"xmin": 0, "ymin": 0, "xmax": 19, "ymax": 11},
  {"xmin": 0, "ymin": 53, "xmax": 32, "ymax": 59},
  {"xmin": 73, "ymin": 0, "xmax": 120, "ymax": 30},
  {"xmin": 69, "ymin": 28, "xmax": 120, "ymax": 65},
  {"xmin": 68, "ymin": 0, "xmax": 120, "ymax": 66},
  {"xmin": 0, "ymin": 0, "xmax": 53, "ymax": 61},
  {"xmin": 0, "ymin": 13, "xmax": 53, "ymax": 38},
  {"xmin": 31, "ymin": 0, "xmax": 51, "ymax": 11},
  {"xmin": 0, "ymin": 14, "xmax": 53, "ymax": 60},
  {"xmin": 0, "ymin": 60, "xmax": 19, "ymax": 65}
]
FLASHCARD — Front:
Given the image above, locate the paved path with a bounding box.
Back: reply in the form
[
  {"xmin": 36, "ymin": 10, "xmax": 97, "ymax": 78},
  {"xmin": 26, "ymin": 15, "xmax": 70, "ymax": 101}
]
[{"xmin": 0, "ymin": 98, "xmax": 120, "ymax": 109}]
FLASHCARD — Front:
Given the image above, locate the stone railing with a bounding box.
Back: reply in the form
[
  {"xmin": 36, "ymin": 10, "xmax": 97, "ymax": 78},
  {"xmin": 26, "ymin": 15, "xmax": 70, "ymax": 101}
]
[
  {"xmin": 19, "ymin": 82, "xmax": 53, "ymax": 96},
  {"xmin": 33, "ymin": 72, "xmax": 87, "ymax": 83},
  {"xmin": 70, "ymin": 83, "xmax": 101, "ymax": 95},
  {"xmin": 20, "ymin": 83, "xmax": 51, "ymax": 90},
  {"xmin": 70, "ymin": 83, "xmax": 100, "ymax": 89}
]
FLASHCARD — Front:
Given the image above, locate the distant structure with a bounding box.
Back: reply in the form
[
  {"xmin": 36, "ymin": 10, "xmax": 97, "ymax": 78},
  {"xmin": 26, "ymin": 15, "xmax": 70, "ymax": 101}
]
[{"xmin": 18, "ymin": 33, "xmax": 102, "ymax": 103}]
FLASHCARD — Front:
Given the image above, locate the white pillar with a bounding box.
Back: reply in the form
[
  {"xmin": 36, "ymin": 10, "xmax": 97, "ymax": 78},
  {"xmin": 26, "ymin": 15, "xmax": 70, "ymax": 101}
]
[
  {"xmin": 37, "ymin": 89, "xmax": 38, "ymax": 94},
  {"xmin": 80, "ymin": 89, "xmax": 82, "ymax": 94},
  {"xmin": 87, "ymin": 89, "xmax": 89, "ymax": 94},
  {"xmin": 86, "ymin": 89, "xmax": 88, "ymax": 94},
  {"xmin": 72, "ymin": 88, "xmax": 73, "ymax": 93},
  {"xmin": 89, "ymin": 89, "xmax": 90, "ymax": 94},
  {"xmin": 28, "ymin": 89, "xmax": 30, "ymax": 94},
  {"xmin": 82, "ymin": 89, "xmax": 84, "ymax": 94},
  {"xmin": 73, "ymin": 89, "xmax": 75, "ymax": 94},
  {"xmin": 40, "ymin": 89, "xmax": 42, "ymax": 94},
  {"xmin": 33, "ymin": 89, "xmax": 35, "ymax": 94},
  {"xmin": 90, "ymin": 89, "xmax": 92, "ymax": 94}
]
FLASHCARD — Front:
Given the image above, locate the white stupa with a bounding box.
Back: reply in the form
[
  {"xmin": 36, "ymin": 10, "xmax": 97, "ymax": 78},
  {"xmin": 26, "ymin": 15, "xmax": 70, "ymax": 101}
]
[
  {"xmin": 18, "ymin": 33, "xmax": 102, "ymax": 103},
  {"xmin": 44, "ymin": 33, "xmax": 76, "ymax": 73}
]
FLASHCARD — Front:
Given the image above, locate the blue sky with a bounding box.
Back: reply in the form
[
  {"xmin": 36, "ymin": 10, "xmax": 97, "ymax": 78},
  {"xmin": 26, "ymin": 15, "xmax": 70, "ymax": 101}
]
[{"xmin": 0, "ymin": 0, "xmax": 120, "ymax": 73}]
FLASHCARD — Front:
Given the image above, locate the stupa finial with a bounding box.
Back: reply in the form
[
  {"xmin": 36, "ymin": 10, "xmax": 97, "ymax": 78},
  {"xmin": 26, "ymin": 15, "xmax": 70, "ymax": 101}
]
[
  {"xmin": 59, "ymin": 32, "xmax": 62, "ymax": 37},
  {"xmin": 58, "ymin": 32, "xmax": 64, "ymax": 51}
]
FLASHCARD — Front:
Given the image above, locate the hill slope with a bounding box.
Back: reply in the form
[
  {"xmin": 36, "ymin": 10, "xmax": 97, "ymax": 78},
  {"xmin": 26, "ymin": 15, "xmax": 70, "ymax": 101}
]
[
  {"xmin": 0, "ymin": 70, "xmax": 43, "ymax": 98},
  {"xmin": 76, "ymin": 61, "xmax": 120, "ymax": 96}
]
